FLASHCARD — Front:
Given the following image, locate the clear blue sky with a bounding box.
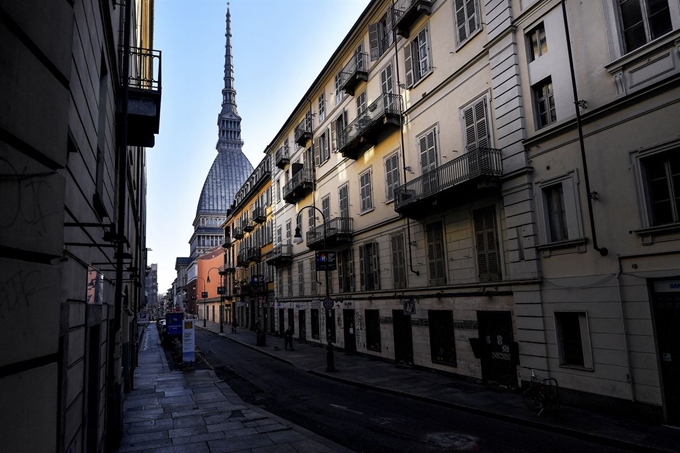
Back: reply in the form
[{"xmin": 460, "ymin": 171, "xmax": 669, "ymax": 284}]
[{"xmin": 148, "ymin": 0, "xmax": 371, "ymax": 293}]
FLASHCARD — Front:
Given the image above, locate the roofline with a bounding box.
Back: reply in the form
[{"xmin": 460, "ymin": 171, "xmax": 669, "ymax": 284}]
[{"xmin": 262, "ymin": 0, "xmax": 379, "ymax": 154}]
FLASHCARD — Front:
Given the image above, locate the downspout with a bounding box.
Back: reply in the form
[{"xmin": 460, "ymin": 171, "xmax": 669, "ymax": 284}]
[
  {"xmin": 561, "ymin": 0, "xmax": 608, "ymax": 256},
  {"xmin": 616, "ymin": 261, "xmax": 636, "ymax": 403},
  {"xmin": 392, "ymin": 0, "xmax": 419, "ymax": 276}
]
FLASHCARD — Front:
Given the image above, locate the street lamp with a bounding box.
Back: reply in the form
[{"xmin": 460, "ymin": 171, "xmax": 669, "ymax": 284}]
[
  {"xmin": 293, "ymin": 205, "xmax": 335, "ymax": 371},
  {"xmin": 206, "ymin": 266, "xmax": 223, "ymax": 332}
]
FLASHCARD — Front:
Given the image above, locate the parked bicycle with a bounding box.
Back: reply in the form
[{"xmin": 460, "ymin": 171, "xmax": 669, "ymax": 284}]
[{"xmin": 522, "ymin": 369, "xmax": 560, "ymax": 419}]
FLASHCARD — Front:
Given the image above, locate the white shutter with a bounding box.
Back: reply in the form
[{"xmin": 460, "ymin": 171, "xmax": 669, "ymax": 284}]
[
  {"xmin": 372, "ymin": 242, "xmax": 380, "ymax": 290},
  {"xmin": 331, "ymin": 119, "xmax": 337, "ymax": 152},
  {"xmin": 475, "ymin": 99, "xmax": 490, "ymax": 149},
  {"xmin": 314, "ymin": 137, "xmax": 320, "ymax": 166},
  {"xmin": 404, "ymin": 42, "xmax": 413, "ymax": 87},
  {"xmin": 359, "ymin": 245, "xmax": 366, "ymax": 291},
  {"xmin": 349, "ymin": 248, "xmax": 355, "ymax": 292}
]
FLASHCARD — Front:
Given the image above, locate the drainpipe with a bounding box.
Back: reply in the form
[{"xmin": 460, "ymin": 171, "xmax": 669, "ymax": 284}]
[
  {"xmin": 392, "ymin": 0, "xmax": 419, "ymax": 276},
  {"xmin": 615, "ymin": 265, "xmax": 636, "ymax": 403},
  {"xmin": 561, "ymin": 0, "xmax": 608, "ymax": 256}
]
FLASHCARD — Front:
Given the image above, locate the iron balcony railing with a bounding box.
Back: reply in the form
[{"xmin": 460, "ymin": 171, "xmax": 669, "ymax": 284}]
[
  {"xmin": 339, "ymin": 52, "xmax": 368, "ymax": 95},
  {"xmin": 123, "ymin": 46, "xmax": 162, "ymax": 91},
  {"xmin": 282, "ymin": 167, "xmax": 314, "ymax": 203},
  {"xmin": 275, "ymin": 144, "xmax": 290, "ymax": 169},
  {"xmin": 306, "ymin": 217, "xmax": 354, "ymax": 247},
  {"xmin": 233, "ymin": 226, "xmax": 243, "ymax": 239},
  {"xmin": 247, "ymin": 247, "xmax": 261, "ymax": 262},
  {"xmin": 253, "ymin": 206, "xmax": 266, "ymax": 223},
  {"xmin": 393, "ymin": 0, "xmax": 433, "ymax": 38},
  {"xmin": 394, "ymin": 147, "xmax": 503, "ymax": 210},
  {"xmin": 265, "ymin": 244, "xmax": 293, "ymax": 266},
  {"xmin": 237, "ymin": 250, "xmax": 249, "ymax": 266},
  {"xmin": 338, "ymin": 93, "xmax": 401, "ymax": 157},
  {"xmin": 294, "ymin": 113, "xmax": 313, "ymax": 146}
]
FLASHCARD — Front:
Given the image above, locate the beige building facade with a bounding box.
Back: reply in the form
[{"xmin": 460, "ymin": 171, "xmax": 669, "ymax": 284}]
[{"xmin": 259, "ymin": 0, "xmax": 680, "ymax": 424}]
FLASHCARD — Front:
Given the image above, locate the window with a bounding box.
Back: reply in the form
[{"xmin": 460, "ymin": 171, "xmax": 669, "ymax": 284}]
[
  {"xmin": 533, "ymin": 77, "xmax": 556, "ymax": 129},
  {"xmin": 365, "ymin": 309, "xmax": 382, "ymax": 351},
  {"xmin": 537, "ymin": 171, "xmax": 584, "ymax": 244},
  {"xmin": 276, "ymin": 226, "xmax": 282, "ymax": 246},
  {"xmin": 527, "ymin": 23, "xmax": 548, "ymax": 61},
  {"xmin": 473, "ymin": 207, "xmax": 501, "ymax": 282},
  {"xmin": 308, "ymin": 209, "xmax": 315, "ymax": 230},
  {"xmin": 331, "ymin": 111, "xmax": 348, "ymax": 152},
  {"xmin": 356, "ymin": 91, "xmax": 367, "ymax": 117},
  {"xmin": 544, "ymin": 184, "xmax": 568, "ymax": 241},
  {"xmin": 339, "ymin": 184, "xmax": 350, "ymax": 218},
  {"xmin": 369, "ymin": 10, "xmax": 393, "ymax": 61},
  {"xmin": 380, "ymin": 63, "xmax": 394, "ymax": 95},
  {"xmin": 318, "ymin": 93, "xmax": 326, "ymax": 122},
  {"xmin": 554, "ymin": 312, "xmax": 593, "ymax": 369},
  {"xmin": 391, "ymin": 233, "xmax": 407, "ymax": 289},
  {"xmin": 462, "ymin": 97, "xmax": 490, "ymax": 150},
  {"xmin": 335, "ymin": 73, "xmax": 344, "ymax": 106},
  {"xmin": 298, "ymin": 261, "xmax": 304, "ymax": 296},
  {"xmin": 277, "ymin": 269, "xmax": 283, "ymax": 296},
  {"xmin": 338, "ymin": 248, "xmax": 355, "ymax": 292},
  {"xmin": 418, "ymin": 127, "xmax": 439, "ymax": 194},
  {"xmin": 287, "ymin": 267, "xmax": 293, "ymax": 297},
  {"xmin": 426, "ymin": 222, "xmax": 446, "ymax": 286},
  {"xmin": 641, "ymin": 150, "xmax": 680, "ymax": 226},
  {"xmin": 359, "ymin": 242, "xmax": 380, "ymax": 291},
  {"xmin": 428, "ymin": 310, "xmax": 457, "ymax": 366},
  {"xmin": 285, "ymin": 220, "xmax": 292, "ymax": 244},
  {"xmin": 384, "ymin": 152, "xmax": 400, "ymax": 202},
  {"xmin": 617, "ymin": 0, "xmax": 672, "ymax": 53},
  {"xmin": 454, "ymin": 0, "xmax": 480, "ymax": 44},
  {"xmin": 275, "ymin": 179, "xmax": 281, "ymax": 203},
  {"xmin": 404, "ymin": 26, "xmax": 431, "ymax": 87},
  {"xmin": 321, "ymin": 196, "xmax": 330, "ymax": 223},
  {"xmin": 315, "ymin": 129, "xmax": 330, "ymax": 166},
  {"xmin": 359, "ymin": 169, "xmax": 373, "ymax": 213}
]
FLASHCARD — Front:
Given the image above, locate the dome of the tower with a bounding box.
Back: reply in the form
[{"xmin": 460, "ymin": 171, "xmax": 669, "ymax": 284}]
[{"xmin": 196, "ymin": 150, "xmax": 253, "ymax": 215}]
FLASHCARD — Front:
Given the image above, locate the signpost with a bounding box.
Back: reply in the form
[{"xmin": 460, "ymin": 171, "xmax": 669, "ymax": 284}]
[
  {"xmin": 323, "ymin": 297, "xmax": 334, "ymax": 310},
  {"xmin": 315, "ymin": 251, "xmax": 337, "ymax": 271},
  {"xmin": 182, "ymin": 318, "xmax": 195, "ymax": 363}
]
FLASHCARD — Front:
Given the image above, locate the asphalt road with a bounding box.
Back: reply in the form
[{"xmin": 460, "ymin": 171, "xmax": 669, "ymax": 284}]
[{"xmin": 196, "ymin": 329, "xmax": 630, "ymax": 453}]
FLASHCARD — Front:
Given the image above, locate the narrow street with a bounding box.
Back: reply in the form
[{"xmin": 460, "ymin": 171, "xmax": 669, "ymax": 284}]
[{"xmin": 195, "ymin": 329, "xmax": 631, "ymax": 453}]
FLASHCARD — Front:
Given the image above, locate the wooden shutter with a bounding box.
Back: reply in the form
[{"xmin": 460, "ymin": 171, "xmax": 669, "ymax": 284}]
[
  {"xmin": 464, "ymin": 105, "xmax": 476, "ymax": 150},
  {"xmin": 404, "ymin": 41, "xmax": 413, "ymax": 87},
  {"xmin": 372, "ymin": 242, "xmax": 380, "ymax": 290},
  {"xmin": 427, "ymin": 222, "xmax": 446, "ymax": 285},
  {"xmin": 475, "ymin": 99, "xmax": 490, "ymax": 149},
  {"xmin": 474, "ymin": 207, "xmax": 500, "ymax": 282},
  {"xmin": 349, "ymin": 248, "xmax": 355, "ymax": 292},
  {"xmin": 369, "ymin": 23, "xmax": 380, "ymax": 60},
  {"xmin": 455, "ymin": 0, "xmax": 467, "ymax": 42},
  {"xmin": 359, "ymin": 245, "xmax": 366, "ymax": 291},
  {"xmin": 314, "ymin": 137, "xmax": 320, "ymax": 166},
  {"xmin": 331, "ymin": 119, "xmax": 337, "ymax": 152},
  {"xmin": 338, "ymin": 251, "xmax": 345, "ymax": 291}
]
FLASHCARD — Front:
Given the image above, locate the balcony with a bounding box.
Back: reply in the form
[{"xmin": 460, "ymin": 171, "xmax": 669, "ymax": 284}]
[
  {"xmin": 265, "ymin": 244, "xmax": 293, "ymax": 267},
  {"xmin": 120, "ymin": 46, "xmax": 162, "ymax": 147},
  {"xmin": 253, "ymin": 206, "xmax": 266, "ymax": 224},
  {"xmin": 247, "ymin": 247, "xmax": 261, "ymax": 263},
  {"xmin": 393, "ymin": 0, "xmax": 433, "ymax": 38},
  {"xmin": 305, "ymin": 217, "xmax": 354, "ymax": 250},
  {"xmin": 283, "ymin": 165, "xmax": 314, "ymax": 204},
  {"xmin": 237, "ymin": 250, "xmax": 249, "ymax": 267},
  {"xmin": 275, "ymin": 144, "xmax": 290, "ymax": 169},
  {"xmin": 294, "ymin": 114, "xmax": 313, "ymax": 147},
  {"xmin": 224, "ymin": 266, "xmax": 235, "ymax": 274},
  {"xmin": 394, "ymin": 147, "xmax": 503, "ymax": 219},
  {"xmin": 243, "ymin": 221, "xmax": 255, "ymax": 233},
  {"xmin": 339, "ymin": 93, "xmax": 401, "ymax": 160},
  {"xmin": 233, "ymin": 227, "xmax": 243, "ymax": 240},
  {"xmin": 340, "ymin": 52, "xmax": 368, "ymax": 95}
]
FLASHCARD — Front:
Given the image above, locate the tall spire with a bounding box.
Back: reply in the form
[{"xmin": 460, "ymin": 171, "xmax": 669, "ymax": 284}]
[{"xmin": 216, "ymin": 3, "xmax": 244, "ymax": 152}]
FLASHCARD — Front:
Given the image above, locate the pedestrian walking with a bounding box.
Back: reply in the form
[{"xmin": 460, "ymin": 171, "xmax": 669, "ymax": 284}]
[
  {"xmin": 232, "ymin": 319, "xmax": 238, "ymax": 333},
  {"xmin": 284, "ymin": 326, "xmax": 294, "ymax": 350}
]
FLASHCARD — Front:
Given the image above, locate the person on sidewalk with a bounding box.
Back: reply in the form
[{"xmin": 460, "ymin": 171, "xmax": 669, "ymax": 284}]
[
  {"xmin": 284, "ymin": 326, "xmax": 294, "ymax": 350},
  {"xmin": 232, "ymin": 319, "xmax": 238, "ymax": 333}
]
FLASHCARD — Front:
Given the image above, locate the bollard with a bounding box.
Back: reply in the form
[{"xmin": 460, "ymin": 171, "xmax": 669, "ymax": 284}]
[{"xmin": 326, "ymin": 341, "xmax": 335, "ymax": 371}]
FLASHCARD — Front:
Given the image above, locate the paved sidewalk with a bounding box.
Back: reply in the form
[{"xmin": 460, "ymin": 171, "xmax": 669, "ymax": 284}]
[
  {"xmin": 117, "ymin": 325, "xmax": 352, "ymax": 453},
  {"xmin": 200, "ymin": 320, "xmax": 680, "ymax": 453}
]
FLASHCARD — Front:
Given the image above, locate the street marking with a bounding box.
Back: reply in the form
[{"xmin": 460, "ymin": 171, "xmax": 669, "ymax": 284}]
[{"xmin": 330, "ymin": 404, "xmax": 364, "ymax": 415}]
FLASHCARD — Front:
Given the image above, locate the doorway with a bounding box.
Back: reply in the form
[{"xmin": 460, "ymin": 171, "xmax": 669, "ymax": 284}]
[
  {"xmin": 298, "ymin": 309, "xmax": 306, "ymax": 341},
  {"xmin": 477, "ymin": 311, "xmax": 517, "ymax": 388},
  {"xmin": 278, "ymin": 309, "xmax": 284, "ymax": 337},
  {"xmin": 343, "ymin": 309, "xmax": 356, "ymax": 353},
  {"xmin": 392, "ymin": 310, "xmax": 413, "ymax": 365},
  {"xmin": 652, "ymin": 279, "xmax": 680, "ymax": 424}
]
